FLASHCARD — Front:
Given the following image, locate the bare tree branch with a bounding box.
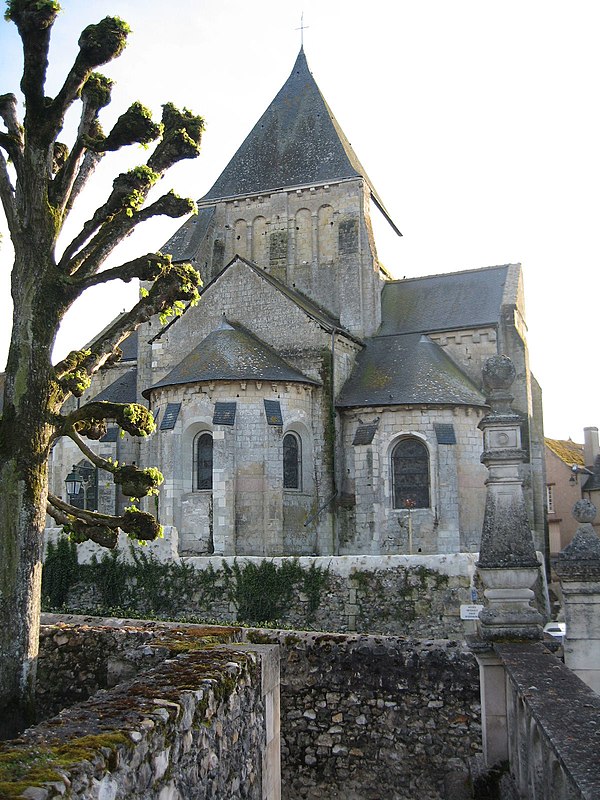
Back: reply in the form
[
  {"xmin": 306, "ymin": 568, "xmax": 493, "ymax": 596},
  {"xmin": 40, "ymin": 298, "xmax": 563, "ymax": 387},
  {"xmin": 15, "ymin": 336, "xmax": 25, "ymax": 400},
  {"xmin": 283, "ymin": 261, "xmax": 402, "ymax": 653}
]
[
  {"xmin": 58, "ymin": 104, "xmax": 203, "ymax": 277},
  {"xmin": 6, "ymin": 3, "xmax": 58, "ymax": 126},
  {"xmin": 64, "ymin": 150, "xmax": 104, "ymax": 217},
  {"xmin": 63, "ymin": 425, "xmax": 117, "ymax": 473},
  {"xmin": 0, "ymin": 93, "xmax": 24, "ymax": 142},
  {"xmin": 58, "ymin": 165, "xmax": 160, "ymax": 273},
  {"xmin": 46, "ymin": 499, "xmax": 120, "ymax": 549},
  {"xmin": 60, "ymin": 399, "xmax": 155, "ymax": 436},
  {"xmin": 0, "ymin": 94, "xmax": 24, "ymax": 174},
  {"xmin": 47, "ymin": 493, "xmax": 161, "ymax": 544},
  {"xmin": 50, "ymin": 75, "xmax": 111, "ymax": 211},
  {"xmin": 48, "ymin": 494, "xmax": 120, "ymax": 526},
  {"xmin": 44, "ymin": 17, "xmax": 130, "ymax": 145},
  {"xmin": 74, "ymin": 252, "xmax": 172, "ymax": 292}
]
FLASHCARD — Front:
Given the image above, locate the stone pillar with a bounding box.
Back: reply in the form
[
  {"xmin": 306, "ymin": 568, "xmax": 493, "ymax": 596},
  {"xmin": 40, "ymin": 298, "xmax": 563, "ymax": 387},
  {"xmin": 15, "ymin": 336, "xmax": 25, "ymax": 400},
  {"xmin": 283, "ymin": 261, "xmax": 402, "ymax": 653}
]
[
  {"xmin": 554, "ymin": 499, "xmax": 600, "ymax": 694},
  {"xmin": 469, "ymin": 355, "xmax": 543, "ymax": 767},
  {"xmin": 476, "ymin": 355, "xmax": 543, "ymax": 642}
]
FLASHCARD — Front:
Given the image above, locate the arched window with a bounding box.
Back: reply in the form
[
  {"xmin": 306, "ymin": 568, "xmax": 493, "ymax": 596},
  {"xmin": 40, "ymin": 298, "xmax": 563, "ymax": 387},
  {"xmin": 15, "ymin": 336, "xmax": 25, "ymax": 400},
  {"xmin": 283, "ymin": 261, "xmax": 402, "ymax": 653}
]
[
  {"xmin": 391, "ymin": 438, "xmax": 430, "ymax": 509},
  {"xmin": 195, "ymin": 432, "xmax": 213, "ymax": 490},
  {"xmin": 283, "ymin": 432, "xmax": 302, "ymax": 490}
]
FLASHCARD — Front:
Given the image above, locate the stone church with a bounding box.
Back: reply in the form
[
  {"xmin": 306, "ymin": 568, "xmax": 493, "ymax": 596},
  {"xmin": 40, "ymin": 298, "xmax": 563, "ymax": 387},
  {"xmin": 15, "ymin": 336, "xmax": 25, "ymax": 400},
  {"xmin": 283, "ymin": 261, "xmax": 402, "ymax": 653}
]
[{"xmin": 49, "ymin": 48, "xmax": 546, "ymax": 559}]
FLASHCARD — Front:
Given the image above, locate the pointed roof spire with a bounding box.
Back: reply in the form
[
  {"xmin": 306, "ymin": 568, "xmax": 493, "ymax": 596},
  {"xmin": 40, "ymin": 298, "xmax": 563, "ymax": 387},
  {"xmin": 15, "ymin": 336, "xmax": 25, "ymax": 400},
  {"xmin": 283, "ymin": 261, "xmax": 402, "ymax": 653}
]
[{"xmin": 200, "ymin": 49, "xmax": 399, "ymax": 234}]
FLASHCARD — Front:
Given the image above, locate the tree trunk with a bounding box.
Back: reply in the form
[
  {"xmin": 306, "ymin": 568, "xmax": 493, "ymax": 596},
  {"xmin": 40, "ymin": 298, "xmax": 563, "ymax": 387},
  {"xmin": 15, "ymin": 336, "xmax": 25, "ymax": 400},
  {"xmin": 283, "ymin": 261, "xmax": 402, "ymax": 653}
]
[{"xmin": 0, "ymin": 231, "xmax": 60, "ymax": 738}]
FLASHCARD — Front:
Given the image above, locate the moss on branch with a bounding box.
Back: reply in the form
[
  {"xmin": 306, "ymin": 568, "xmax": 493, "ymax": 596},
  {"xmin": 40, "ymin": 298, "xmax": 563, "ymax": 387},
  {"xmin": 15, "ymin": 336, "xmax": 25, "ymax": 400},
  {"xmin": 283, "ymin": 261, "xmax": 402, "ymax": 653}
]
[
  {"xmin": 148, "ymin": 103, "xmax": 205, "ymax": 174},
  {"xmin": 114, "ymin": 464, "xmax": 163, "ymax": 498},
  {"xmin": 121, "ymin": 506, "xmax": 162, "ymax": 541},
  {"xmin": 77, "ymin": 16, "xmax": 130, "ymax": 69},
  {"xmin": 48, "ymin": 495, "xmax": 161, "ymax": 545},
  {"xmin": 64, "ymin": 400, "xmax": 156, "ymax": 437},
  {"xmin": 98, "ymin": 102, "xmax": 162, "ymax": 152},
  {"xmin": 4, "ymin": 0, "xmax": 61, "ymax": 27},
  {"xmin": 55, "ymin": 348, "xmax": 92, "ymax": 396},
  {"xmin": 80, "ymin": 71, "xmax": 113, "ymax": 110}
]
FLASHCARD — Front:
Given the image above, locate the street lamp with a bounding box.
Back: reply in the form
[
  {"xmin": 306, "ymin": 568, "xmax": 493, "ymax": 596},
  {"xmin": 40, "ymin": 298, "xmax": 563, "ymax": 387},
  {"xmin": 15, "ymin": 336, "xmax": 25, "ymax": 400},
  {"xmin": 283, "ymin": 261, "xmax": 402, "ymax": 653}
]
[
  {"xmin": 569, "ymin": 465, "xmax": 594, "ymax": 485},
  {"xmin": 65, "ymin": 468, "xmax": 83, "ymax": 499}
]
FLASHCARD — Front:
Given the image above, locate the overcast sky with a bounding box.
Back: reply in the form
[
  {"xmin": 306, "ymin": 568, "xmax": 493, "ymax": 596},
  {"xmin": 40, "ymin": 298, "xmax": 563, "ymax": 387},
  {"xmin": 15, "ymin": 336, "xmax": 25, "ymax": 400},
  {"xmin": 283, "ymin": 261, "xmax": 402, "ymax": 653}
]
[{"xmin": 1, "ymin": 0, "xmax": 599, "ymax": 441}]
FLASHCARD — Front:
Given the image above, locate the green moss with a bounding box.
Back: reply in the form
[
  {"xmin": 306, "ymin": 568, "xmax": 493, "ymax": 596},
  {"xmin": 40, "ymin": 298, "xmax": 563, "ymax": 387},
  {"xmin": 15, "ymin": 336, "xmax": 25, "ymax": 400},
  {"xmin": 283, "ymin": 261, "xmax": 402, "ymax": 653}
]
[
  {"xmin": 0, "ymin": 733, "xmax": 130, "ymax": 797},
  {"xmin": 81, "ymin": 72, "xmax": 113, "ymax": 109},
  {"xmin": 78, "ymin": 17, "xmax": 131, "ymax": 68},
  {"xmin": 52, "ymin": 732, "xmax": 130, "ymax": 766},
  {"xmin": 114, "ymin": 463, "xmax": 163, "ymax": 498},
  {"xmin": 5, "ymin": 1, "xmax": 61, "ymax": 24}
]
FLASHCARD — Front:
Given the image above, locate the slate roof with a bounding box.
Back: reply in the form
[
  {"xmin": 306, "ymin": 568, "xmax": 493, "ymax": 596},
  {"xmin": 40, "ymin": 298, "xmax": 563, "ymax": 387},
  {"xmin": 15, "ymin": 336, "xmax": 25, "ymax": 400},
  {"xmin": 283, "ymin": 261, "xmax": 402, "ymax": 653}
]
[
  {"xmin": 119, "ymin": 330, "xmax": 138, "ymax": 362},
  {"xmin": 582, "ymin": 455, "xmax": 600, "ymax": 492},
  {"xmin": 379, "ymin": 265, "xmax": 512, "ymax": 336},
  {"xmin": 336, "ymin": 333, "xmax": 487, "ymax": 409},
  {"xmin": 92, "ymin": 367, "xmax": 138, "ymax": 404},
  {"xmin": 197, "ymin": 48, "xmax": 398, "ymax": 234},
  {"xmin": 161, "ymin": 205, "xmax": 215, "ymax": 262},
  {"xmin": 145, "ymin": 318, "xmax": 318, "ymax": 398},
  {"xmin": 545, "ymin": 438, "xmax": 584, "ymax": 467}
]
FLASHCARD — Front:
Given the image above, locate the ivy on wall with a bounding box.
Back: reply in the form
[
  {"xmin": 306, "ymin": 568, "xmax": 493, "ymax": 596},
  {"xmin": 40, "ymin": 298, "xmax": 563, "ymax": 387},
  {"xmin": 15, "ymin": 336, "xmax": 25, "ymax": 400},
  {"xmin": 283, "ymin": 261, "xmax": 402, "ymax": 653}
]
[{"xmin": 42, "ymin": 538, "xmax": 330, "ymax": 626}]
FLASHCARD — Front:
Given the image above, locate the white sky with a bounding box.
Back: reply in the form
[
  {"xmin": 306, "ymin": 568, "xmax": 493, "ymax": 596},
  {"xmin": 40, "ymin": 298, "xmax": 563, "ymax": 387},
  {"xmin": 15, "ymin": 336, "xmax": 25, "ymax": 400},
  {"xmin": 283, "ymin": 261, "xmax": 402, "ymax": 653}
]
[{"xmin": 0, "ymin": 0, "xmax": 599, "ymax": 441}]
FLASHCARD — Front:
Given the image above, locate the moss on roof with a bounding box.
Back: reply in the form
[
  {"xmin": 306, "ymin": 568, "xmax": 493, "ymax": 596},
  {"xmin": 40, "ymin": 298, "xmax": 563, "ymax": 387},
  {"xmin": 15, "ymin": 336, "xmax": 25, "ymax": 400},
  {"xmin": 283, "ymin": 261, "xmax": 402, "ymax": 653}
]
[{"xmin": 545, "ymin": 437, "xmax": 584, "ymax": 467}]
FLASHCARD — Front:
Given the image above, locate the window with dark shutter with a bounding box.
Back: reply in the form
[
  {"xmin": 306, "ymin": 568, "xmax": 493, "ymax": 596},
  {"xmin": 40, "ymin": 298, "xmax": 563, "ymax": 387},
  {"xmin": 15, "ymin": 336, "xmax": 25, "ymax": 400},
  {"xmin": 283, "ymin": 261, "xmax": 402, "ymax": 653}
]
[{"xmin": 391, "ymin": 438, "xmax": 430, "ymax": 509}]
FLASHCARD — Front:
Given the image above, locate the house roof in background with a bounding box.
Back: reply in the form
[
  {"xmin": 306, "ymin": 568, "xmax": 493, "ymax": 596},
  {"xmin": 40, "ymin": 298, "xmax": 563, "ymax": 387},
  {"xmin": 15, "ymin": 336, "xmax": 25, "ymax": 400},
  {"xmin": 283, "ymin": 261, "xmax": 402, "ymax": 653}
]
[{"xmin": 545, "ymin": 437, "xmax": 584, "ymax": 467}]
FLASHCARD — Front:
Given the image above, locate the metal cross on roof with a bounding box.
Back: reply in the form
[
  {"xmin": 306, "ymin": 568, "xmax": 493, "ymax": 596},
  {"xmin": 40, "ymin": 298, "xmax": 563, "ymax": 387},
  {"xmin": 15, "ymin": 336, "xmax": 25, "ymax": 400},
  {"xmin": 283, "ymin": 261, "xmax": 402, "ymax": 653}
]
[{"xmin": 296, "ymin": 12, "xmax": 309, "ymax": 47}]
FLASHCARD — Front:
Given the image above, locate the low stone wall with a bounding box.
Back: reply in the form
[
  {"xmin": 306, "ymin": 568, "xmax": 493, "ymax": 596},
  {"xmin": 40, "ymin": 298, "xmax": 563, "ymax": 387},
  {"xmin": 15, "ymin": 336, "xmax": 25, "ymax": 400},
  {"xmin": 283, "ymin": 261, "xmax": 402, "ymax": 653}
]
[
  {"xmin": 44, "ymin": 534, "xmax": 478, "ymax": 637},
  {"xmin": 1, "ymin": 620, "xmax": 280, "ymax": 800},
  {"xmin": 35, "ymin": 620, "xmax": 242, "ymax": 722},
  {"xmin": 246, "ymin": 629, "xmax": 482, "ymax": 800},
  {"xmin": 495, "ymin": 642, "xmax": 600, "ymax": 800},
  {"xmin": 3, "ymin": 616, "xmax": 481, "ymax": 799}
]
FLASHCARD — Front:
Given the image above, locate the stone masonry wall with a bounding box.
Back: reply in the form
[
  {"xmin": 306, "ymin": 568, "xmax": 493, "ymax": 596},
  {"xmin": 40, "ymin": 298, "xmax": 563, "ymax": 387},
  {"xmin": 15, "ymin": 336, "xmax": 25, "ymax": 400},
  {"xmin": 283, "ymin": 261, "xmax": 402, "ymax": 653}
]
[
  {"xmin": 4, "ymin": 617, "xmax": 481, "ymax": 799},
  {"xmin": 340, "ymin": 405, "xmax": 488, "ymax": 556},
  {"xmin": 247, "ymin": 629, "xmax": 482, "ymax": 800},
  {"xmin": 44, "ymin": 547, "xmax": 478, "ymax": 639},
  {"xmin": 2, "ymin": 620, "xmax": 279, "ymax": 800}
]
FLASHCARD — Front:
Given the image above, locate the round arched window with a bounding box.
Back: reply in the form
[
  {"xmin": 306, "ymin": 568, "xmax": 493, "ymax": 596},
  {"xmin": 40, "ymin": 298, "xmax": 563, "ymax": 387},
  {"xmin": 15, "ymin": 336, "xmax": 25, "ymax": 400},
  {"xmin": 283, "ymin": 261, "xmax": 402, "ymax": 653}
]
[
  {"xmin": 195, "ymin": 432, "xmax": 213, "ymax": 490},
  {"xmin": 391, "ymin": 438, "xmax": 430, "ymax": 509},
  {"xmin": 283, "ymin": 432, "xmax": 302, "ymax": 490}
]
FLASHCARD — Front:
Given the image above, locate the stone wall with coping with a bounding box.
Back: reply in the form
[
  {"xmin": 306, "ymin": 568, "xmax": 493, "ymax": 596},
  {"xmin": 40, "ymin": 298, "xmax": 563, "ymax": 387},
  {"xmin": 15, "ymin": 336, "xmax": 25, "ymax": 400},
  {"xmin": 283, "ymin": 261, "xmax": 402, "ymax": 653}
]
[
  {"xmin": 43, "ymin": 546, "xmax": 478, "ymax": 638},
  {"xmin": 24, "ymin": 617, "xmax": 479, "ymax": 800},
  {"xmin": 246, "ymin": 629, "xmax": 481, "ymax": 800},
  {"xmin": 3, "ymin": 620, "xmax": 280, "ymax": 800}
]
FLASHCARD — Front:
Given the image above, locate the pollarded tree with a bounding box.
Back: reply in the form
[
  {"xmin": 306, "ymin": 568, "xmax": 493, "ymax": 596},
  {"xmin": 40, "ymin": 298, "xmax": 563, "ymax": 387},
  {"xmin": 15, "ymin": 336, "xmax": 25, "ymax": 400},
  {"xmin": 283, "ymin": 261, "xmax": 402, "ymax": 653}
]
[{"xmin": 0, "ymin": 0, "xmax": 204, "ymax": 736}]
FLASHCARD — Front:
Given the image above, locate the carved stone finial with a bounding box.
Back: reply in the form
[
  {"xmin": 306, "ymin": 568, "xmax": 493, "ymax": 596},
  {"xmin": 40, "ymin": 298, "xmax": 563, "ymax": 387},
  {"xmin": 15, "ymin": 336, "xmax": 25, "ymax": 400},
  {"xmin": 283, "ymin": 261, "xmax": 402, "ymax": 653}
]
[
  {"xmin": 554, "ymin": 499, "xmax": 600, "ymax": 579},
  {"xmin": 481, "ymin": 355, "xmax": 517, "ymax": 416},
  {"xmin": 573, "ymin": 498, "xmax": 597, "ymax": 525},
  {"xmin": 482, "ymin": 355, "xmax": 516, "ymax": 393}
]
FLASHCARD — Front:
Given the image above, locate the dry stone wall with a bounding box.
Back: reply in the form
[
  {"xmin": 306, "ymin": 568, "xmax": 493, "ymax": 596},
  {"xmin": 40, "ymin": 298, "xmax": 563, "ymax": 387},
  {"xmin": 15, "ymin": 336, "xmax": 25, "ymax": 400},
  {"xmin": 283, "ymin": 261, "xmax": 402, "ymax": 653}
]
[
  {"xmin": 3, "ymin": 617, "xmax": 481, "ymax": 800},
  {"xmin": 247, "ymin": 630, "xmax": 482, "ymax": 800},
  {"xmin": 2, "ymin": 621, "xmax": 279, "ymax": 800}
]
